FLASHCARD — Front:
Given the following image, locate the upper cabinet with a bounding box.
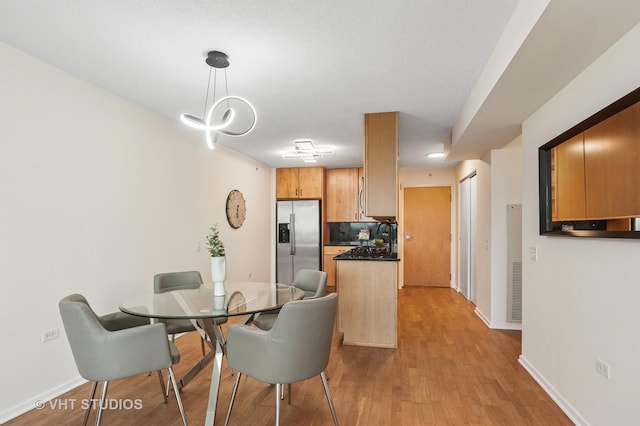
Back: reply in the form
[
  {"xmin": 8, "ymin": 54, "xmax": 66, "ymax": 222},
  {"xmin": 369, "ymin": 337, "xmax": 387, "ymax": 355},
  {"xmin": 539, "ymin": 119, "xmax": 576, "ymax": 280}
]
[
  {"xmin": 364, "ymin": 112, "xmax": 398, "ymax": 219},
  {"xmin": 583, "ymin": 101, "xmax": 640, "ymax": 219},
  {"xmin": 552, "ymin": 134, "xmax": 586, "ymax": 221},
  {"xmin": 550, "ymin": 101, "xmax": 640, "ymax": 221},
  {"xmin": 276, "ymin": 167, "xmax": 325, "ymax": 200},
  {"xmin": 326, "ymin": 168, "xmax": 373, "ymax": 222},
  {"xmin": 326, "ymin": 168, "xmax": 359, "ymax": 222}
]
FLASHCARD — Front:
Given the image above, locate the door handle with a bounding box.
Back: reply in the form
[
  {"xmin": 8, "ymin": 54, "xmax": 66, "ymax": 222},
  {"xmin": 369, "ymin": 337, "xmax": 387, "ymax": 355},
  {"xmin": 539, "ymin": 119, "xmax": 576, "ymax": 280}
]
[{"xmin": 359, "ymin": 177, "xmax": 365, "ymax": 215}]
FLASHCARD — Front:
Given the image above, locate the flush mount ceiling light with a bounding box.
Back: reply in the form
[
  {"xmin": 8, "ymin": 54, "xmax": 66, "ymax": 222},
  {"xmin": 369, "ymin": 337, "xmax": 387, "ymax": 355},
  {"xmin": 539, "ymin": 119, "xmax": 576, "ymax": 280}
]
[
  {"xmin": 282, "ymin": 140, "xmax": 333, "ymax": 163},
  {"xmin": 426, "ymin": 152, "xmax": 445, "ymax": 159},
  {"xmin": 180, "ymin": 51, "xmax": 257, "ymax": 150}
]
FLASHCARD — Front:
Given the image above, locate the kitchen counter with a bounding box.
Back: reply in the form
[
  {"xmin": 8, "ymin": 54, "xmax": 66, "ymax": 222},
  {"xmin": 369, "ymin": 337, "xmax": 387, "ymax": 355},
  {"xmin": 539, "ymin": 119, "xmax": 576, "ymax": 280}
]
[
  {"xmin": 336, "ymin": 257, "xmax": 397, "ymax": 348},
  {"xmin": 333, "ymin": 246, "xmax": 399, "ymax": 261}
]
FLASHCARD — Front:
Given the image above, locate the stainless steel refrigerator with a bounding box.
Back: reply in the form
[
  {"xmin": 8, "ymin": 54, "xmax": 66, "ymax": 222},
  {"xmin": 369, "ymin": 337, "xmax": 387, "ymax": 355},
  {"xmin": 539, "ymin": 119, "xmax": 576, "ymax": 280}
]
[{"xmin": 276, "ymin": 200, "xmax": 321, "ymax": 284}]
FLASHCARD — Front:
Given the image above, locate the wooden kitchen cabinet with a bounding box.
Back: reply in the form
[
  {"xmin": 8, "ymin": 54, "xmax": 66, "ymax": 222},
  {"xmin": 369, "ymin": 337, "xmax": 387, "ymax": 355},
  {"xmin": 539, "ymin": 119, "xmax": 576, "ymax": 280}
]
[
  {"xmin": 322, "ymin": 245, "xmax": 350, "ymax": 291},
  {"xmin": 336, "ymin": 259, "xmax": 397, "ymax": 348},
  {"xmin": 552, "ymin": 134, "xmax": 586, "ymax": 221},
  {"xmin": 550, "ymin": 101, "xmax": 640, "ymax": 221},
  {"xmin": 326, "ymin": 168, "xmax": 359, "ymax": 222},
  {"xmin": 364, "ymin": 112, "xmax": 398, "ymax": 218},
  {"xmin": 584, "ymin": 102, "xmax": 640, "ymax": 219},
  {"xmin": 325, "ymin": 168, "xmax": 372, "ymax": 222},
  {"xmin": 276, "ymin": 167, "xmax": 324, "ymax": 199}
]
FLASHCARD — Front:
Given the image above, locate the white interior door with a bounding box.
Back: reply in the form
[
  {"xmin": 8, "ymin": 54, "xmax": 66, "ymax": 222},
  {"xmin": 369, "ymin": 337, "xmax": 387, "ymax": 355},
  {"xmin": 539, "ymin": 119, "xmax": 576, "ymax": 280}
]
[
  {"xmin": 458, "ymin": 174, "xmax": 477, "ymax": 303},
  {"xmin": 459, "ymin": 179, "xmax": 470, "ymax": 299},
  {"xmin": 469, "ymin": 174, "xmax": 477, "ymax": 304}
]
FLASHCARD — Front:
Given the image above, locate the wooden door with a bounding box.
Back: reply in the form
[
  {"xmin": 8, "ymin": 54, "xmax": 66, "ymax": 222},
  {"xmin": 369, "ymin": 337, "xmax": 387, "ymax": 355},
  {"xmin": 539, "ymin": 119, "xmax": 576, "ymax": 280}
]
[{"xmin": 404, "ymin": 186, "xmax": 451, "ymax": 287}]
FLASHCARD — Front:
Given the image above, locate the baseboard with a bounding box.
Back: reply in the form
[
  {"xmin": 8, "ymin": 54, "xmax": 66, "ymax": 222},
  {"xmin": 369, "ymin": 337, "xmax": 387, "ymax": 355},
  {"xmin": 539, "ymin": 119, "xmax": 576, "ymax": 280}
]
[
  {"xmin": 489, "ymin": 320, "xmax": 522, "ymax": 330},
  {"xmin": 518, "ymin": 355, "xmax": 588, "ymax": 426},
  {"xmin": 474, "ymin": 308, "xmax": 523, "ymax": 330},
  {"xmin": 474, "ymin": 307, "xmax": 491, "ymax": 327},
  {"xmin": 0, "ymin": 376, "xmax": 87, "ymax": 424}
]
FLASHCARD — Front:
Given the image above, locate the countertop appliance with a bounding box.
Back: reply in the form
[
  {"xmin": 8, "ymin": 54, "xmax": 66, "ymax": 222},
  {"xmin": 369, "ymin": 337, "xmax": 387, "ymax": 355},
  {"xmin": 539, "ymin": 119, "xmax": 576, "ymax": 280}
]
[{"xmin": 277, "ymin": 200, "xmax": 321, "ymax": 284}]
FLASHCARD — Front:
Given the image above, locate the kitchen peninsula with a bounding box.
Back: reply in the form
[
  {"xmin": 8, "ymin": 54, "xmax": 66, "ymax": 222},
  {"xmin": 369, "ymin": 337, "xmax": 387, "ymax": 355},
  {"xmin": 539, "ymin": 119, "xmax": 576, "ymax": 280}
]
[{"xmin": 335, "ymin": 247, "xmax": 398, "ymax": 348}]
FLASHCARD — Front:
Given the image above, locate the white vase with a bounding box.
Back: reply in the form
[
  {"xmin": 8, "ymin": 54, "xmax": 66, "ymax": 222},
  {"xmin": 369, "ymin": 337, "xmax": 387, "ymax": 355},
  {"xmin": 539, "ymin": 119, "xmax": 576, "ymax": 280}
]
[
  {"xmin": 211, "ymin": 256, "xmax": 226, "ymax": 296},
  {"xmin": 213, "ymin": 295, "xmax": 226, "ymax": 313}
]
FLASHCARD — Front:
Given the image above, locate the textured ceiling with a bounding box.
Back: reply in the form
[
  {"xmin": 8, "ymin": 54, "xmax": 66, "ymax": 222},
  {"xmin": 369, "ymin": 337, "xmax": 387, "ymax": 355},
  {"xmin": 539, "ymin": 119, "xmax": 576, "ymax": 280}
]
[{"xmin": 0, "ymin": 0, "xmax": 519, "ymax": 168}]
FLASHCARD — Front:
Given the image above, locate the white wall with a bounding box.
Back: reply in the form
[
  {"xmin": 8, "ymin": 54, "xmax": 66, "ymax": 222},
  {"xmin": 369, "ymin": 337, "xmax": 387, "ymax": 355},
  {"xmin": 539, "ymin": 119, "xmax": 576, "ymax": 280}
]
[
  {"xmin": 0, "ymin": 42, "xmax": 274, "ymax": 421},
  {"xmin": 399, "ymin": 167, "xmax": 457, "ymax": 288},
  {"xmin": 520, "ymin": 23, "xmax": 640, "ymax": 425},
  {"xmin": 489, "ymin": 137, "xmax": 523, "ymax": 329}
]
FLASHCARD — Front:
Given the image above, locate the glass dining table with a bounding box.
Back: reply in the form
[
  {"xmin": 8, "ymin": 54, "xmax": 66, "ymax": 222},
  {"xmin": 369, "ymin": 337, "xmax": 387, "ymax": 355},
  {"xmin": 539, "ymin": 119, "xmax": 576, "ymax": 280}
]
[{"xmin": 119, "ymin": 281, "xmax": 305, "ymax": 425}]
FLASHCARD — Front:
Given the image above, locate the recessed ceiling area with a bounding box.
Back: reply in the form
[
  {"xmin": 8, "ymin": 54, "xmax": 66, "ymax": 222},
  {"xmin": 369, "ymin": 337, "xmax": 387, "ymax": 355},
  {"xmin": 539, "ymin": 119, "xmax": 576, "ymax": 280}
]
[
  {"xmin": 0, "ymin": 0, "xmax": 518, "ymax": 168},
  {"xmin": 1, "ymin": 1, "xmax": 638, "ymax": 169}
]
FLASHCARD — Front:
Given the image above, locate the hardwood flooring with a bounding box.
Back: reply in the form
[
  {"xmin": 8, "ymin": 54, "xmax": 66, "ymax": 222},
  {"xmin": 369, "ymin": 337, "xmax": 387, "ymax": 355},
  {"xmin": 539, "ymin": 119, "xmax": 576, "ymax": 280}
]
[{"xmin": 7, "ymin": 287, "xmax": 572, "ymax": 425}]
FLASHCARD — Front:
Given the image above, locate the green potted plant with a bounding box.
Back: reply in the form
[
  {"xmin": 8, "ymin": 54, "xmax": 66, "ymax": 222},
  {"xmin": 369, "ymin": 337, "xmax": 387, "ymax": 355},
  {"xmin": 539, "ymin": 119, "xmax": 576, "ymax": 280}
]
[{"xmin": 207, "ymin": 224, "xmax": 226, "ymax": 295}]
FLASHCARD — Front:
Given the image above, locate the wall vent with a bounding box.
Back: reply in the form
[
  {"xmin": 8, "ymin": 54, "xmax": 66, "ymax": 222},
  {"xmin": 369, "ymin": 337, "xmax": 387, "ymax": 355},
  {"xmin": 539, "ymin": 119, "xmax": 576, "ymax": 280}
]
[
  {"xmin": 507, "ymin": 204, "xmax": 522, "ymax": 323},
  {"xmin": 509, "ymin": 261, "xmax": 522, "ymax": 322}
]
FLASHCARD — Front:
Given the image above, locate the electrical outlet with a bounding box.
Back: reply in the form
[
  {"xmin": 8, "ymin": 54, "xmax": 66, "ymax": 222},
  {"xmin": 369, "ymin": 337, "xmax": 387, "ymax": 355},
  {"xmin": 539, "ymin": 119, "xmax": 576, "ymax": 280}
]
[
  {"xmin": 42, "ymin": 328, "xmax": 59, "ymax": 343},
  {"xmin": 196, "ymin": 241, "xmax": 201, "ymax": 252},
  {"xmin": 596, "ymin": 358, "xmax": 611, "ymax": 379},
  {"xmin": 529, "ymin": 246, "xmax": 538, "ymax": 261}
]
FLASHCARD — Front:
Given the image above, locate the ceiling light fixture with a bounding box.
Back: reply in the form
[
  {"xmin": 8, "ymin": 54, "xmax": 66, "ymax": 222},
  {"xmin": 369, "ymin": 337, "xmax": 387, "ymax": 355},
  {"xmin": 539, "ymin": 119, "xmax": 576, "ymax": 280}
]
[
  {"xmin": 180, "ymin": 51, "xmax": 257, "ymax": 149},
  {"xmin": 282, "ymin": 140, "xmax": 333, "ymax": 163},
  {"xmin": 427, "ymin": 152, "xmax": 445, "ymax": 159}
]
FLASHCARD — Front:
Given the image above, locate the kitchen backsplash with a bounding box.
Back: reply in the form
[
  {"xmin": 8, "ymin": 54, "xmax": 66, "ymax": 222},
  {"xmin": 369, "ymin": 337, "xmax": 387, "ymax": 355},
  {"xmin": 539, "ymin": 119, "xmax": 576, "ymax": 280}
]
[{"xmin": 327, "ymin": 222, "xmax": 397, "ymax": 246}]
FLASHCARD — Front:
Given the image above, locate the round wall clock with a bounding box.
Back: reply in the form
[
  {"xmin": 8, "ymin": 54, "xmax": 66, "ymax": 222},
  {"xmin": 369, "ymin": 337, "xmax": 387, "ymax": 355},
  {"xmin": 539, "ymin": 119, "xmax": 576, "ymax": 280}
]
[{"xmin": 226, "ymin": 189, "xmax": 246, "ymax": 229}]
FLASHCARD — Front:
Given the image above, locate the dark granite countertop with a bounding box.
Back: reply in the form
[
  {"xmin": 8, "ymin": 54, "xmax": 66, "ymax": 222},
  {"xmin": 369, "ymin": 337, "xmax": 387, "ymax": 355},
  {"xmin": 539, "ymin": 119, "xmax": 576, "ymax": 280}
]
[
  {"xmin": 333, "ymin": 246, "xmax": 400, "ymax": 261},
  {"xmin": 334, "ymin": 254, "xmax": 400, "ymax": 262}
]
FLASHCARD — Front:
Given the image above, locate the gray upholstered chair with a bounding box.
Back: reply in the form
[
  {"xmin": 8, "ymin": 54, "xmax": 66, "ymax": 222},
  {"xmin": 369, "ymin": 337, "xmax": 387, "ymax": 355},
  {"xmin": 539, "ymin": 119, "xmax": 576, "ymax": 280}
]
[
  {"xmin": 65, "ymin": 293, "xmax": 151, "ymax": 331},
  {"xmin": 224, "ymin": 293, "xmax": 338, "ymax": 425},
  {"xmin": 59, "ymin": 294, "xmax": 175, "ymax": 400},
  {"xmin": 252, "ymin": 269, "xmax": 327, "ymax": 331},
  {"xmin": 59, "ymin": 294, "xmax": 187, "ymax": 426},
  {"xmin": 154, "ymin": 270, "xmax": 228, "ymax": 354}
]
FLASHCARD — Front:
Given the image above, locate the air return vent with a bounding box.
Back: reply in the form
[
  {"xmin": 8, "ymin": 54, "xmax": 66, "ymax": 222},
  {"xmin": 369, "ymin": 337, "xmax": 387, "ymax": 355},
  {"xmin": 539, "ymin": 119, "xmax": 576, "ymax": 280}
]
[{"xmin": 507, "ymin": 204, "xmax": 522, "ymax": 323}]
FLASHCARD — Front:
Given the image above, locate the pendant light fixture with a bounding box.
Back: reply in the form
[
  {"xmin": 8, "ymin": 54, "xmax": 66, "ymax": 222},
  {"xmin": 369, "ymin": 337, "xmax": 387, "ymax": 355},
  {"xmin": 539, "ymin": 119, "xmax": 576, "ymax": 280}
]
[{"xmin": 181, "ymin": 51, "xmax": 257, "ymax": 149}]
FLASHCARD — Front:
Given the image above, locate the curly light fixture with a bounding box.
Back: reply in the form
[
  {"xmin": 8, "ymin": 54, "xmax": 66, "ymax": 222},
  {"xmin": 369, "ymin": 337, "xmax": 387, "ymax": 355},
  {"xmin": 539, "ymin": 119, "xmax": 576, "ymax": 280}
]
[{"xmin": 180, "ymin": 51, "xmax": 257, "ymax": 149}]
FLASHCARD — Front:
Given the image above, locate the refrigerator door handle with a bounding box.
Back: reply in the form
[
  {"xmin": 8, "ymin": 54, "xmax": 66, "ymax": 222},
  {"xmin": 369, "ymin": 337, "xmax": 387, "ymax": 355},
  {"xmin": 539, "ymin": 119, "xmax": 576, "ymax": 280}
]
[{"xmin": 289, "ymin": 213, "xmax": 296, "ymax": 255}]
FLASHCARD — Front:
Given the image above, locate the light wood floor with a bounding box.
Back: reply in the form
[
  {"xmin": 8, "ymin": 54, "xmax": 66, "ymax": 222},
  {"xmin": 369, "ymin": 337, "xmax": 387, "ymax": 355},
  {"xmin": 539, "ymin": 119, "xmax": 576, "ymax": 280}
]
[{"xmin": 7, "ymin": 287, "xmax": 572, "ymax": 425}]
